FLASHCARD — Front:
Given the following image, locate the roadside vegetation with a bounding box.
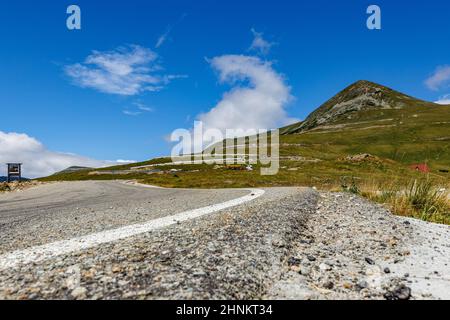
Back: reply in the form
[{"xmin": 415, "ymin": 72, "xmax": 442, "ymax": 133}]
[
  {"xmin": 348, "ymin": 178, "xmax": 449, "ymax": 225},
  {"xmin": 0, "ymin": 183, "xmax": 10, "ymax": 192}
]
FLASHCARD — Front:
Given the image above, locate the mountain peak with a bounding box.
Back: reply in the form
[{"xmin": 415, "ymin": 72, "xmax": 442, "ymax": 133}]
[
  {"xmin": 345, "ymin": 80, "xmax": 397, "ymax": 96},
  {"xmin": 282, "ymin": 80, "xmax": 433, "ymax": 134}
]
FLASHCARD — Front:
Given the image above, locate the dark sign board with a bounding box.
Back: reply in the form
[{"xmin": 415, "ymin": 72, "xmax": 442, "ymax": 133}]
[{"xmin": 6, "ymin": 163, "xmax": 22, "ymax": 182}]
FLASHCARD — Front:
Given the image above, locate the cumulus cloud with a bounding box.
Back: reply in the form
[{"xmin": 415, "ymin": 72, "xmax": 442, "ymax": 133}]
[
  {"xmin": 64, "ymin": 45, "xmax": 183, "ymax": 96},
  {"xmin": 197, "ymin": 55, "xmax": 295, "ymax": 133},
  {"xmin": 249, "ymin": 29, "xmax": 274, "ymax": 55},
  {"xmin": 425, "ymin": 65, "xmax": 450, "ymax": 91},
  {"xmin": 0, "ymin": 131, "xmax": 125, "ymax": 178},
  {"xmin": 435, "ymin": 94, "xmax": 450, "ymax": 105}
]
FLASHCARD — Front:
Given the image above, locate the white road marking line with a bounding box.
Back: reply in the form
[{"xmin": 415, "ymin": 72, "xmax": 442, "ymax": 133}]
[{"xmin": 0, "ymin": 188, "xmax": 265, "ymax": 270}]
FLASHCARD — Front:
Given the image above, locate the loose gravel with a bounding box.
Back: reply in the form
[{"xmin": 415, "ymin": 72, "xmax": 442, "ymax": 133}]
[{"xmin": 267, "ymin": 192, "xmax": 450, "ymax": 300}]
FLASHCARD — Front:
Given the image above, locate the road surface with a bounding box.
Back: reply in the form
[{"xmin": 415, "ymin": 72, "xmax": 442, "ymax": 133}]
[
  {"xmin": 0, "ymin": 181, "xmax": 250, "ymax": 255},
  {"xmin": 0, "ymin": 181, "xmax": 447, "ymax": 300},
  {"xmin": 0, "ymin": 181, "xmax": 312, "ymax": 300}
]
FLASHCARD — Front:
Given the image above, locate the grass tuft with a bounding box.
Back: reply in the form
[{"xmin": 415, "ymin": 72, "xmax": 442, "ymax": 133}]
[{"xmin": 360, "ymin": 177, "xmax": 449, "ymax": 225}]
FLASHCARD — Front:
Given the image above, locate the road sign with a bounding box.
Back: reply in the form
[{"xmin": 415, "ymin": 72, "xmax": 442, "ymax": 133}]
[{"xmin": 7, "ymin": 163, "xmax": 22, "ymax": 183}]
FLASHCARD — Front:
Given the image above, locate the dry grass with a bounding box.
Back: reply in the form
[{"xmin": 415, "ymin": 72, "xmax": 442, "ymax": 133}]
[
  {"xmin": 0, "ymin": 183, "xmax": 11, "ymax": 192},
  {"xmin": 359, "ymin": 177, "xmax": 450, "ymax": 225}
]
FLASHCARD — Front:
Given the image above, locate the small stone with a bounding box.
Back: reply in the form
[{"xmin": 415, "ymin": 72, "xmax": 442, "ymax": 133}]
[
  {"xmin": 272, "ymin": 238, "xmax": 286, "ymax": 248},
  {"xmin": 384, "ymin": 285, "xmax": 411, "ymax": 300},
  {"xmin": 287, "ymin": 257, "xmax": 302, "ymax": 267},
  {"xmin": 300, "ymin": 267, "xmax": 311, "ymax": 276},
  {"xmin": 365, "ymin": 257, "xmax": 375, "ymax": 265},
  {"xmin": 290, "ymin": 265, "xmax": 301, "ymax": 273},
  {"xmin": 357, "ymin": 280, "xmax": 368, "ymax": 290},
  {"xmin": 343, "ymin": 282, "xmax": 353, "ymax": 289},
  {"xmin": 307, "ymin": 255, "xmax": 316, "ymax": 262},
  {"xmin": 112, "ymin": 265, "xmax": 122, "ymax": 273},
  {"xmin": 322, "ymin": 281, "xmax": 334, "ymax": 290},
  {"xmin": 319, "ymin": 263, "xmax": 332, "ymax": 271},
  {"xmin": 384, "ymin": 267, "xmax": 391, "ymax": 274},
  {"xmin": 71, "ymin": 287, "xmax": 87, "ymax": 299},
  {"xmin": 193, "ymin": 271, "xmax": 206, "ymax": 277}
]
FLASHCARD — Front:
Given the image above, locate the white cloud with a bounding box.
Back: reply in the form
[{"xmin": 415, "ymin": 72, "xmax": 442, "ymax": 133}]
[
  {"xmin": 197, "ymin": 55, "xmax": 295, "ymax": 133},
  {"xmin": 425, "ymin": 65, "xmax": 450, "ymax": 91},
  {"xmin": 133, "ymin": 101, "xmax": 154, "ymax": 112},
  {"xmin": 155, "ymin": 14, "xmax": 187, "ymax": 49},
  {"xmin": 122, "ymin": 102, "xmax": 155, "ymax": 116},
  {"xmin": 156, "ymin": 28, "xmax": 171, "ymax": 48},
  {"xmin": 435, "ymin": 94, "xmax": 450, "ymax": 105},
  {"xmin": 122, "ymin": 110, "xmax": 142, "ymax": 116},
  {"xmin": 64, "ymin": 45, "xmax": 183, "ymax": 96},
  {"xmin": 249, "ymin": 28, "xmax": 274, "ymax": 55},
  {"xmin": 0, "ymin": 131, "xmax": 121, "ymax": 178}
]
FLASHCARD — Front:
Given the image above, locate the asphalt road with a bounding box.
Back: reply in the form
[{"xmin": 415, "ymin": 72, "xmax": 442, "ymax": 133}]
[
  {"xmin": 0, "ymin": 181, "xmax": 249, "ymax": 255},
  {"xmin": 0, "ymin": 183, "xmax": 313, "ymax": 299},
  {"xmin": 0, "ymin": 182, "xmax": 446, "ymax": 300}
]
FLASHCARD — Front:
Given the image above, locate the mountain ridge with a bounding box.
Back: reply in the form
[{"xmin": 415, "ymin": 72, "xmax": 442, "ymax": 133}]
[{"xmin": 282, "ymin": 80, "xmax": 446, "ymax": 134}]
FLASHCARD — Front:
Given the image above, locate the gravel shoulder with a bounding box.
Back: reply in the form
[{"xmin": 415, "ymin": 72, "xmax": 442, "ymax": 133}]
[{"xmin": 267, "ymin": 192, "xmax": 450, "ymax": 300}]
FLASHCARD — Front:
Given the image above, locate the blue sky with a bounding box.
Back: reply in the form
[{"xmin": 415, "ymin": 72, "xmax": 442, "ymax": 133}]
[{"xmin": 1, "ymin": 0, "xmax": 450, "ymax": 177}]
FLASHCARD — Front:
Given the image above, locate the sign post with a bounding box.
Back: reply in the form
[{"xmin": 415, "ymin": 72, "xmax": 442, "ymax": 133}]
[{"xmin": 7, "ymin": 163, "xmax": 22, "ymax": 183}]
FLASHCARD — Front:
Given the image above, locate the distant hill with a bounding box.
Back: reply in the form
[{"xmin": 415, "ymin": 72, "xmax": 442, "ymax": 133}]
[
  {"xmin": 0, "ymin": 176, "xmax": 30, "ymax": 182},
  {"xmin": 56, "ymin": 166, "xmax": 93, "ymax": 174}
]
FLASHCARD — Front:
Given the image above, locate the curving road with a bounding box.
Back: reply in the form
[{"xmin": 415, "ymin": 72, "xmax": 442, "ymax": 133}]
[
  {"xmin": 0, "ymin": 181, "xmax": 447, "ymax": 300},
  {"xmin": 0, "ymin": 181, "xmax": 250, "ymax": 255}
]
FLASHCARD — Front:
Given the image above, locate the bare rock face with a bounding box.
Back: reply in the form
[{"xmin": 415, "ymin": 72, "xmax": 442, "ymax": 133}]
[
  {"xmin": 283, "ymin": 80, "xmax": 432, "ymax": 134},
  {"xmin": 344, "ymin": 153, "xmax": 379, "ymax": 163}
]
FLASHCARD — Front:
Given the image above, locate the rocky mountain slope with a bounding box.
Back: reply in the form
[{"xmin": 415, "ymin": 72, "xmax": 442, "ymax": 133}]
[{"xmin": 282, "ymin": 80, "xmax": 446, "ymax": 134}]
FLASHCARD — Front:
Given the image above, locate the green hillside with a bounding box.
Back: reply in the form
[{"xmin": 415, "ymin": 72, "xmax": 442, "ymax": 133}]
[{"xmin": 282, "ymin": 80, "xmax": 450, "ymax": 170}]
